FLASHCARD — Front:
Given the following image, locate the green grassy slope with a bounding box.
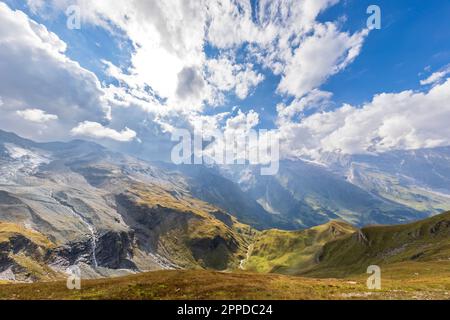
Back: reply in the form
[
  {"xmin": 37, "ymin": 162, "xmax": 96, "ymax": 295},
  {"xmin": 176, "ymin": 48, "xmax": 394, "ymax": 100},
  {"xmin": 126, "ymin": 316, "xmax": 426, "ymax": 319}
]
[
  {"xmin": 242, "ymin": 211, "xmax": 450, "ymax": 281},
  {"xmin": 243, "ymin": 221, "xmax": 356, "ymax": 274},
  {"xmin": 2, "ymin": 212, "xmax": 450, "ymax": 300},
  {"xmin": 305, "ymin": 211, "xmax": 450, "ymax": 277}
]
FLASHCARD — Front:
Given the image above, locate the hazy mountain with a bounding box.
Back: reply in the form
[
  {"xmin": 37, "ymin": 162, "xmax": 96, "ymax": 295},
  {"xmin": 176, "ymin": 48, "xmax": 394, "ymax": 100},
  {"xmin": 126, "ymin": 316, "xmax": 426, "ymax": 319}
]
[
  {"xmin": 320, "ymin": 148, "xmax": 450, "ymax": 214},
  {"xmin": 156, "ymin": 163, "xmax": 292, "ymax": 230},
  {"xmin": 221, "ymin": 160, "xmax": 427, "ymax": 229},
  {"xmin": 0, "ymin": 130, "xmax": 253, "ymax": 281},
  {"xmin": 1, "ymin": 129, "xmax": 450, "ymax": 282}
]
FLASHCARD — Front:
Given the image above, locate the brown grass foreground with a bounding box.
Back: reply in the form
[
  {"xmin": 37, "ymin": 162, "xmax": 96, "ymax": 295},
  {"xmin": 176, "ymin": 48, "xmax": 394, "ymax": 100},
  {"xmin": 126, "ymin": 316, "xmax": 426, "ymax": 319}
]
[{"xmin": 1, "ymin": 263, "xmax": 450, "ymax": 300}]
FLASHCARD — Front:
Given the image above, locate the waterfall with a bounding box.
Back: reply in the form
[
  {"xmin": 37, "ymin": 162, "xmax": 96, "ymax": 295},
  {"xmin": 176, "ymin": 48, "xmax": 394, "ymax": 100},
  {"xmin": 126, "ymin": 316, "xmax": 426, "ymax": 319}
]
[{"xmin": 52, "ymin": 193, "xmax": 98, "ymax": 268}]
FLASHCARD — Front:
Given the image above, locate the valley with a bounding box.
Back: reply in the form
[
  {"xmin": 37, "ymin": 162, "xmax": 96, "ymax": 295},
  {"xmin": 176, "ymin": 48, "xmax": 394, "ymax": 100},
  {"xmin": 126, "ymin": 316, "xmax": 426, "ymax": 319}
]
[
  {"xmin": 1, "ymin": 130, "xmax": 450, "ymax": 299},
  {"xmin": 1, "ymin": 0, "xmax": 449, "ymax": 303}
]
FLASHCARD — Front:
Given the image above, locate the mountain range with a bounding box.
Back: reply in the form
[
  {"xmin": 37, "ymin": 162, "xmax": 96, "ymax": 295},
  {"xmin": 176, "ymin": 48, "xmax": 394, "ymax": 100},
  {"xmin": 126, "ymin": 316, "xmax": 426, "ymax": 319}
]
[{"xmin": 0, "ymin": 129, "xmax": 450, "ymax": 282}]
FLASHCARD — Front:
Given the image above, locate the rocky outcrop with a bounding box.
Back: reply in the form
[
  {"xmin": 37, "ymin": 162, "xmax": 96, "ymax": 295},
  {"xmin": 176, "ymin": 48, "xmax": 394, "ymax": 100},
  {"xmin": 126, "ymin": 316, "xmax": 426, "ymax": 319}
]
[
  {"xmin": 0, "ymin": 224, "xmax": 57, "ymax": 282},
  {"xmin": 48, "ymin": 230, "xmax": 138, "ymax": 270},
  {"xmin": 115, "ymin": 191, "xmax": 247, "ymax": 270}
]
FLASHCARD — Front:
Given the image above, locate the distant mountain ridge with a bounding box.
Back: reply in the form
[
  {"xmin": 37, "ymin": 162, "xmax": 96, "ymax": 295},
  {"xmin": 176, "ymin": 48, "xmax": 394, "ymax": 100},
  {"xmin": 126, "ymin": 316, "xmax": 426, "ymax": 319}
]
[
  {"xmin": 320, "ymin": 148, "xmax": 450, "ymax": 215},
  {"xmin": 219, "ymin": 160, "xmax": 432, "ymax": 229},
  {"xmin": 2, "ymin": 129, "xmax": 449, "ymax": 232},
  {"xmin": 0, "ymin": 130, "xmax": 253, "ymax": 281},
  {"xmin": 1, "ymin": 129, "xmax": 450, "ymax": 282}
]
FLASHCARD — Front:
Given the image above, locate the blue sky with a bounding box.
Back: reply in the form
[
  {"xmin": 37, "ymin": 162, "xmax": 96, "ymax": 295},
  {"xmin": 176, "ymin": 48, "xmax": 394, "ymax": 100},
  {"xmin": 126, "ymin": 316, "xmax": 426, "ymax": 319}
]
[
  {"xmin": 1, "ymin": 0, "xmax": 450, "ymax": 160},
  {"xmin": 7, "ymin": 1, "xmax": 449, "ymax": 103},
  {"xmin": 322, "ymin": 0, "xmax": 450, "ymax": 105},
  {"xmin": 8, "ymin": 0, "xmax": 448, "ymax": 120}
]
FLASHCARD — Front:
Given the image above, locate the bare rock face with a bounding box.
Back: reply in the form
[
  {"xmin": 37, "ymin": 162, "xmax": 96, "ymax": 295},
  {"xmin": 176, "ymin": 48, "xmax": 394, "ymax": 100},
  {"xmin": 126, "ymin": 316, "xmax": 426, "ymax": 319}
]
[{"xmin": 48, "ymin": 230, "xmax": 137, "ymax": 270}]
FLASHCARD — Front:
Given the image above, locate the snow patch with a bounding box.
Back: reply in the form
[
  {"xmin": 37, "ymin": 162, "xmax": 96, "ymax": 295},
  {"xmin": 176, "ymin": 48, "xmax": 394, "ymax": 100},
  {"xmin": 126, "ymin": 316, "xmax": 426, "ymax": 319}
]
[
  {"xmin": 1, "ymin": 144, "xmax": 51, "ymax": 180},
  {"xmin": 4, "ymin": 143, "xmax": 50, "ymax": 167}
]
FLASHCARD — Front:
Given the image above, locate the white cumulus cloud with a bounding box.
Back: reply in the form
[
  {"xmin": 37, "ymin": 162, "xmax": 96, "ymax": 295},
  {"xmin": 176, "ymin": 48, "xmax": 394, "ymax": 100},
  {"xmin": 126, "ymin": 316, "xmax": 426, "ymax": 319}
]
[
  {"xmin": 0, "ymin": 2, "xmax": 109, "ymax": 140},
  {"xmin": 206, "ymin": 57, "xmax": 264, "ymax": 100},
  {"xmin": 278, "ymin": 23, "xmax": 368, "ymax": 98},
  {"xmin": 71, "ymin": 121, "xmax": 137, "ymax": 142},
  {"xmin": 279, "ymin": 78, "xmax": 450, "ymax": 158},
  {"xmin": 1, "ymin": 0, "xmax": 387, "ymax": 161},
  {"xmin": 16, "ymin": 109, "xmax": 58, "ymax": 123},
  {"xmin": 420, "ymin": 65, "xmax": 450, "ymax": 86}
]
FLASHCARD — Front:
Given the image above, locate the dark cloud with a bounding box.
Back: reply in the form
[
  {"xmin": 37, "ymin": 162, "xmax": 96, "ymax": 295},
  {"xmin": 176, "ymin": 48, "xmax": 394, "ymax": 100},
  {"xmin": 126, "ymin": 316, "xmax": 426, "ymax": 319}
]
[{"xmin": 176, "ymin": 66, "xmax": 205, "ymax": 100}]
